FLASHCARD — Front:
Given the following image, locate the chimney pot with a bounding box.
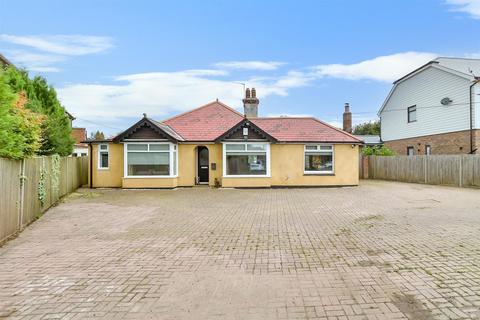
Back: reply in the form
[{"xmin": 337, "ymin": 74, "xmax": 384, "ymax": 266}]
[{"xmin": 243, "ymin": 87, "xmax": 259, "ymax": 118}]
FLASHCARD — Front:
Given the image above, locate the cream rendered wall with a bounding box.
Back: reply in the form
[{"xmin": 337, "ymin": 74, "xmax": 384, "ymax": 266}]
[
  {"xmin": 122, "ymin": 177, "xmax": 177, "ymax": 188},
  {"xmin": 177, "ymin": 144, "xmax": 223, "ymax": 187},
  {"xmin": 270, "ymin": 144, "xmax": 359, "ymax": 186},
  {"xmin": 91, "ymin": 143, "xmax": 123, "ymax": 188}
]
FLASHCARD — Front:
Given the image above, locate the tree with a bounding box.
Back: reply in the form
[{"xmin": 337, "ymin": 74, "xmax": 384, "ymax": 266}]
[
  {"xmin": 0, "ymin": 70, "xmax": 42, "ymax": 159},
  {"xmin": 90, "ymin": 130, "xmax": 105, "ymax": 140},
  {"xmin": 353, "ymin": 120, "xmax": 380, "ymax": 135},
  {"xmin": 361, "ymin": 145, "xmax": 395, "ymax": 156},
  {"xmin": 2, "ymin": 66, "xmax": 74, "ymax": 156}
]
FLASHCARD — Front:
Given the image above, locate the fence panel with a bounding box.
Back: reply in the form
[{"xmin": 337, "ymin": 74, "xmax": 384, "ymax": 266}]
[
  {"xmin": 368, "ymin": 154, "xmax": 480, "ymax": 188},
  {"xmin": 0, "ymin": 155, "xmax": 88, "ymax": 243},
  {"xmin": 0, "ymin": 159, "xmax": 21, "ymax": 243}
]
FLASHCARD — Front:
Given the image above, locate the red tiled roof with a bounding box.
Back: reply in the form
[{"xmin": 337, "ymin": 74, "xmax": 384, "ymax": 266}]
[
  {"xmin": 163, "ymin": 101, "xmax": 244, "ymax": 141},
  {"xmin": 251, "ymin": 117, "xmax": 362, "ymax": 143}
]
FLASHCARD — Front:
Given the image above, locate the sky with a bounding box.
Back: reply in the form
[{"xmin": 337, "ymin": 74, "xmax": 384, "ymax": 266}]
[{"xmin": 1, "ymin": 0, "xmax": 480, "ymax": 136}]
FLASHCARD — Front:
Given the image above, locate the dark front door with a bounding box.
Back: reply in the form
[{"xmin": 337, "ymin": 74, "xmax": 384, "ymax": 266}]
[{"xmin": 198, "ymin": 146, "xmax": 209, "ymax": 184}]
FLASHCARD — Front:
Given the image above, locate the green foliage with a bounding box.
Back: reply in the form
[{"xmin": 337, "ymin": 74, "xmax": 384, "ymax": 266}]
[
  {"xmin": 1, "ymin": 66, "xmax": 74, "ymax": 157},
  {"xmin": 362, "ymin": 145, "xmax": 395, "ymax": 156},
  {"xmin": 90, "ymin": 130, "xmax": 105, "ymax": 140},
  {"xmin": 38, "ymin": 159, "xmax": 47, "ymax": 206},
  {"xmin": 0, "ymin": 69, "xmax": 42, "ymax": 159},
  {"xmin": 353, "ymin": 120, "xmax": 380, "ymax": 135}
]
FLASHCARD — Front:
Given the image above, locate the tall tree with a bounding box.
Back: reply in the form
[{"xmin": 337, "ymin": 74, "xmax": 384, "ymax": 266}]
[
  {"xmin": 0, "ymin": 70, "xmax": 42, "ymax": 159},
  {"xmin": 3, "ymin": 67, "xmax": 74, "ymax": 156},
  {"xmin": 90, "ymin": 130, "xmax": 106, "ymax": 140},
  {"xmin": 353, "ymin": 120, "xmax": 380, "ymax": 135}
]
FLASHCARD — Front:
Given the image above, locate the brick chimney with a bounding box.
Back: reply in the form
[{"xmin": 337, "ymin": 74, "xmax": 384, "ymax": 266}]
[
  {"xmin": 343, "ymin": 103, "xmax": 352, "ymax": 133},
  {"xmin": 243, "ymin": 87, "xmax": 259, "ymax": 118}
]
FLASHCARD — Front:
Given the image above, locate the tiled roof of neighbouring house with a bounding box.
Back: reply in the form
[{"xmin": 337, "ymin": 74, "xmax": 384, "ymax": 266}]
[
  {"xmin": 251, "ymin": 117, "xmax": 362, "ymax": 143},
  {"xmin": 163, "ymin": 101, "xmax": 244, "ymax": 141}
]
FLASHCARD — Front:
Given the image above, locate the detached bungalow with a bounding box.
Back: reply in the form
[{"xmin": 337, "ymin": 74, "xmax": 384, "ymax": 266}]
[{"xmin": 86, "ymin": 88, "xmax": 362, "ymax": 188}]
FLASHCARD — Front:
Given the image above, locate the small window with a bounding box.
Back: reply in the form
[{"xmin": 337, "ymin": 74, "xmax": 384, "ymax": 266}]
[
  {"xmin": 98, "ymin": 144, "xmax": 109, "ymax": 169},
  {"xmin": 407, "ymin": 146, "xmax": 415, "ymax": 156},
  {"xmin": 407, "ymin": 106, "xmax": 417, "ymax": 123},
  {"xmin": 425, "ymin": 145, "xmax": 431, "ymax": 155},
  {"xmin": 304, "ymin": 145, "xmax": 334, "ymax": 174}
]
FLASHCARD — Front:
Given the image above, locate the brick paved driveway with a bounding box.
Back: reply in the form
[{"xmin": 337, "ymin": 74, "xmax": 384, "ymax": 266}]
[{"xmin": 1, "ymin": 181, "xmax": 480, "ymax": 320}]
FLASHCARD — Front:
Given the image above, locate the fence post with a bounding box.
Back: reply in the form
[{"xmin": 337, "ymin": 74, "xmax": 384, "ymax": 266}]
[
  {"xmin": 459, "ymin": 155, "xmax": 463, "ymax": 187},
  {"xmin": 18, "ymin": 159, "xmax": 26, "ymax": 229},
  {"xmin": 424, "ymin": 156, "xmax": 427, "ymax": 184}
]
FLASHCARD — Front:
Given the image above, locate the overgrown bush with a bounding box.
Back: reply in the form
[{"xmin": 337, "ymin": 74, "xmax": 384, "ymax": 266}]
[{"xmin": 362, "ymin": 145, "xmax": 395, "ymax": 156}]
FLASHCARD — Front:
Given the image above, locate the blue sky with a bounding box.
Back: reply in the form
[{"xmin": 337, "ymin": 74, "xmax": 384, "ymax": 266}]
[{"xmin": 1, "ymin": 0, "xmax": 480, "ymax": 136}]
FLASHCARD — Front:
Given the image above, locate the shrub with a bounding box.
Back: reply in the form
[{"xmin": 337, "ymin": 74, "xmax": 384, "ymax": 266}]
[{"xmin": 362, "ymin": 145, "xmax": 395, "ymax": 156}]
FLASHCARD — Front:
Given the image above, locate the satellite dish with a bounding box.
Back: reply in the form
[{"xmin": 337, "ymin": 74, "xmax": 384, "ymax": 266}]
[{"xmin": 441, "ymin": 97, "xmax": 452, "ymax": 106}]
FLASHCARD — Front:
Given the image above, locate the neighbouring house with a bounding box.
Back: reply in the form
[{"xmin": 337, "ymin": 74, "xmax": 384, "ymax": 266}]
[
  {"xmin": 84, "ymin": 88, "xmax": 362, "ymax": 188},
  {"xmin": 0, "ymin": 53, "xmax": 12, "ymax": 68},
  {"xmin": 71, "ymin": 127, "xmax": 88, "ymax": 157},
  {"xmin": 379, "ymin": 57, "xmax": 480, "ymax": 155}
]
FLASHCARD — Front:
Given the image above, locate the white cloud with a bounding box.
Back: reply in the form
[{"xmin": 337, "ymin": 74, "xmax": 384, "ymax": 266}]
[
  {"xmin": 57, "ymin": 69, "xmax": 309, "ymax": 123},
  {"xmin": 446, "ymin": 0, "xmax": 480, "ymax": 19},
  {"xmin": 0, "ymin": 34, "xmax": 114, "ymax": 55},
  {"xmin": 213, "ymin": 61, "xmax": 285, "ymax": 70},
  {"xmin": 313, "ymin": 51, "xmax": 437, "ymax": 82},
  {"xmin": 6, "ymin": 50, "xmax": 65, "ymax": 72}
]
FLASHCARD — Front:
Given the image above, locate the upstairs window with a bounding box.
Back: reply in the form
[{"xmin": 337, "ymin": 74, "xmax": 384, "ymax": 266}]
[
  {"xmin": 407, "ymin": 105, "xmax": 417, "ymax": 123},
  {"xmin": 98, "ymin": 144, "xmax": 109, "ymax": 169},
  {"xmin": 304, "ymin": 145, "xmax": 334, "ymax": 174}
]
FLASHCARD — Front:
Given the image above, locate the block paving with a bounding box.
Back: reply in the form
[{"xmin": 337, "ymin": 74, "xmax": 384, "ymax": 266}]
[{"xmin": 1, "ymin": 181, "xmax": 480, "ymax": 319}]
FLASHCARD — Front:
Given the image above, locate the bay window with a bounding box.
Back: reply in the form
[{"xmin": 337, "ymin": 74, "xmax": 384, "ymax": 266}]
[
  {"xmin": 223, "ymin": 142, "xmax": 270, "ymax": 177},
  {"xmin": 304, "ymin": 145, "xmax": 334, "ymax": 174},
  {"xmin": 124, "ymin": 143, "xmax": 177, "ymax": 177}
]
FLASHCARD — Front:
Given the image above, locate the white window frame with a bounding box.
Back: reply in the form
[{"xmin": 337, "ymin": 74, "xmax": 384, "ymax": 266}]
[
  {"xmin": 222, "ymin": 142, "xmax": 270, "ymax": 178},
  {"xmin": 123, "ymin": 142, "xmax": 178, "ymax": 178},
  {"xmin": 98, "ymin": 144, "xmax": 109, "ymax": 170},
  {"xmin": 303, "ymin": 144, "xmax": 335, "ymax": 175}
]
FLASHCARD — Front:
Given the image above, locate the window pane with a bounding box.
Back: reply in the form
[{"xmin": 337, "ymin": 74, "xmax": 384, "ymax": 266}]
[
  {"xmin": 305, "ymin": 154, "xmax": 333, "ymax": 172},
  {"xmin": 127, "ymin": 152, "xmax": 169, "ymax": 175},
  {"xmin": 149, "ymin": 144, "xmax": 170, "ymax": 151},
  {"xmin": 100, "ymin": 152, "xmax": 109, "ymax": 168},
  {"xmin": 247, "ymin": 144, "xmax": 266, "ymax": 151},
  {"xmin": 305, "ymin": 145, "xmax": 318, "ymax": 151},
  {"xmin": 226, "ymin": 154, "xmax": 266, "ymax": 175},
  {"xmin": 100, "ymin": 144, "xmax": 108, "ymax": 150},
  {"xmin": 319, "ymin": 145, "xmax": 333, "ymax": 150},
  {"xmin": 127, "ymin": 144, "xmax": 148, "ymax": 151},
  {"xmin": 225, "ymin": 144, "xmax": 245, "ymax": 151}
]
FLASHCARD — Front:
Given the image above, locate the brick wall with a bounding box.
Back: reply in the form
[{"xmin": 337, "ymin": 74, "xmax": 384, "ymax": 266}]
[{"xmin": 384, "ymin": 129, "xmax": 480, "ymax": 155}]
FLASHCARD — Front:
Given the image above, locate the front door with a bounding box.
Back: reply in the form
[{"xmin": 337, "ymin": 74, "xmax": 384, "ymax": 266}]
[{"xmin": 197, "ymin": 146, "xmax": 209, "ymax": 184}]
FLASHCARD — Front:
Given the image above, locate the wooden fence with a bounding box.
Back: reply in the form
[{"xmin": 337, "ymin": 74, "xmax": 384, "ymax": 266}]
[
  {"xmin": 0, "ymin": 156, "xmax": 88, "ymax": 243},
  {"xmin": 366, "ymin": 155, "xmax": 480, "ymax": 188}
]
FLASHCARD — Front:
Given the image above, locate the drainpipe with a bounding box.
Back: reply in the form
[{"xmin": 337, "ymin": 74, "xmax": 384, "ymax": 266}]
[
  {"xmin": 89, "ymin": 144, "xmax": 93, "ymax": 188},
  {"xmin": 469, "ymin": 78, "xmax": 480, "ymax": 154}
]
